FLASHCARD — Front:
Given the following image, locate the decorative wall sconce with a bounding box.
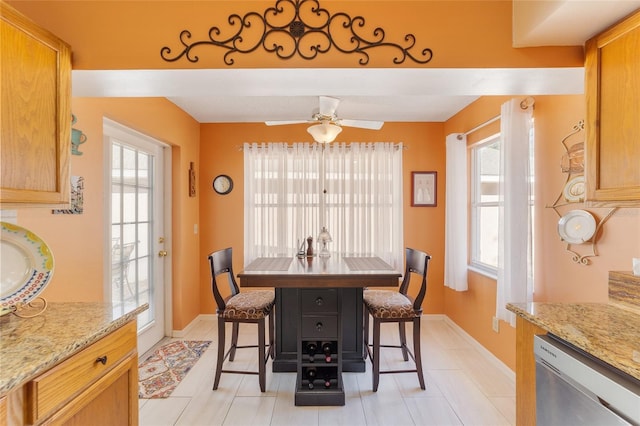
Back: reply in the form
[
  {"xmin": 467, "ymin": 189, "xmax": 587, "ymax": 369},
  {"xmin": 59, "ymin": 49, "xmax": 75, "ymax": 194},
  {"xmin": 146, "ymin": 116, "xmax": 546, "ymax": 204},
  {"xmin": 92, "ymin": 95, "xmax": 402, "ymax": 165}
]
[
  {"xmin": 546, "ymin": 120, "xmax": 618, "ymax": 265},
  {"xmin": 161, "ymin": 0, "xmax": 433, "ymax": 66}
]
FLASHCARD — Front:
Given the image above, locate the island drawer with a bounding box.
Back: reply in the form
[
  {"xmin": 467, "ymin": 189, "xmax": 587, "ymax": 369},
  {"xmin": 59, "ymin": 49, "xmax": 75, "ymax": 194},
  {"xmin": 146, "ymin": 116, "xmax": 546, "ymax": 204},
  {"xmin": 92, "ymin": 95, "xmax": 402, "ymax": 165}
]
[
  {"xmin": 300, "ymin": 289, "xmax": 338, "ymax": 313},
  {"xmin": 25, "ymin": 321, "xmax": 137, "ymax": 424},
  {"xmin": 301, "ymin": 316, "xmax": 338, "ymax": 339}
]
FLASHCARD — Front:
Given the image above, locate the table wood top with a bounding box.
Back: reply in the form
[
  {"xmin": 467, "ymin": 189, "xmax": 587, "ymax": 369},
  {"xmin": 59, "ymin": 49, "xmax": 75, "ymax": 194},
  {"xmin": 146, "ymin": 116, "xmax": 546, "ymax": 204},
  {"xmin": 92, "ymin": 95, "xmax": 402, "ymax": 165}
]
[{"xmin": 238, "ymin": 255, "xmax": 401, "ymax": 288}]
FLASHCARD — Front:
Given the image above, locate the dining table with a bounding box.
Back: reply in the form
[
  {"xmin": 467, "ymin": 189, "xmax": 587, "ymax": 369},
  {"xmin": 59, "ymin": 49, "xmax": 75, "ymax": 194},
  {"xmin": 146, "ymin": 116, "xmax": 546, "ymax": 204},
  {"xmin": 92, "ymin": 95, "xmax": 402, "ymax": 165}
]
[{"xmin": 238, "ymin": 254, "xmax": 401, "ymax": 369}]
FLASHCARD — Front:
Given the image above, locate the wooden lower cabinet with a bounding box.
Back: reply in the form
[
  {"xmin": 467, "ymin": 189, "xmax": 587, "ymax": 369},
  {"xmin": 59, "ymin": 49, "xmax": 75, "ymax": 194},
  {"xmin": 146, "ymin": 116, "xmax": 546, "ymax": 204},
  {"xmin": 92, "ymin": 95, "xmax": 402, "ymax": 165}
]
[
  {"xmin": 43, "ymin": 353, "xmax": 138, "ymax": 426},
  {"xmin": 4, "ymin": 321, "xmax": 138, "ymax": 426},
  {"xmin": 0, "ymin": 397, "xmax": 6, "ymax": 425},
  {"xmin": 515, "ymin": 316, "xmax": 546, "ymax": 426}
]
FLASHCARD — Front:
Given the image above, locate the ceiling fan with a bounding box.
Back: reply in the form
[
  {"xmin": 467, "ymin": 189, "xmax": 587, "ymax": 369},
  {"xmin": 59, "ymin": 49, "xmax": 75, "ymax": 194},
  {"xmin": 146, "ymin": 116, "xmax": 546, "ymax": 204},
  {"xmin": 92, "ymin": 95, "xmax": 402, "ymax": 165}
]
[{"xmin": 265, "ymin": 96, "xmax": 384, "ymax": 143}]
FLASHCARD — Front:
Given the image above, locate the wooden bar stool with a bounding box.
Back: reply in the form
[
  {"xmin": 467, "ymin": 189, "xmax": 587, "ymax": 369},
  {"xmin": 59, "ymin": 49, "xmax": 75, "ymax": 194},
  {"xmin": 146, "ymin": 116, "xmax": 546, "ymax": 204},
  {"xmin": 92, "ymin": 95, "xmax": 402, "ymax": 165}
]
[
  {"xmin": 363, "ymin": 247, "xmax": 431, "ymax": 391},
  {"xmin": 208, "ymin": 247, "xmax": 275, "ymax": 392}
]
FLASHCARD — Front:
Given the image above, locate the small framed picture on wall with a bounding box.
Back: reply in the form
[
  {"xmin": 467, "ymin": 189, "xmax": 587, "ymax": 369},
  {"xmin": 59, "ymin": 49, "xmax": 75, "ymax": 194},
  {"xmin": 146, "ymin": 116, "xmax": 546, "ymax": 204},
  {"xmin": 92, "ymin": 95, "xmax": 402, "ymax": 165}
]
[{"xmin": 411, "ymin": 171, "xmax": 437, "ymax": 207}]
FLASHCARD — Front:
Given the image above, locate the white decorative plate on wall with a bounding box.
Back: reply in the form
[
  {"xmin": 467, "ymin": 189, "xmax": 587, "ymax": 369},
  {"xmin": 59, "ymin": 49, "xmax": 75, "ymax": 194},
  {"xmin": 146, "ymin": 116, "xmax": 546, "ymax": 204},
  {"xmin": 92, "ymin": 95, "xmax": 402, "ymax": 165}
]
[
  {"xmin": 0, "ymin": 222, "xmax": 54, "ymax": 315},
  {"xmin": 563, "ymin": 175, "xmax": 585, "ymax": 202},
  {"xmin": 557, "ymin": 210, "xmax": 597, "ymax": 245}
]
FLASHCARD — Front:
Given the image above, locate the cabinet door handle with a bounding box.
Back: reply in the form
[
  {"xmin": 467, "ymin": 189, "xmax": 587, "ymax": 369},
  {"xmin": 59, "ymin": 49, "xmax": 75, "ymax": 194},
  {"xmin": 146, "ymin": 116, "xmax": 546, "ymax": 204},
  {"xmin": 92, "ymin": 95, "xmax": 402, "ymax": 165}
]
[
  {"xmin": 96, "ymin": 355, "xmax": 108, "ymax": 365},
  {"xmin": 315, "ymin": 297, "xmax": 324, "ymax": 306},
  {"xmin": 316, "ymin": 322, "xmax": 323, "ymax": 331}
]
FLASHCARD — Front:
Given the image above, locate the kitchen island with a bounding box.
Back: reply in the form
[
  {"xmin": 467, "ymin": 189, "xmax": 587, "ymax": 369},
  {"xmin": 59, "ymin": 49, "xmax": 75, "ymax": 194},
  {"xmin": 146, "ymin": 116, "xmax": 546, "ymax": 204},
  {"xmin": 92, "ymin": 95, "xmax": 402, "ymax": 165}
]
[
  {"xmin": 238, "ymin": 255, "xmax": 401, "ymax": 406},
  {"xmin": 0, "ymin": 302, "xmax": 147, "ymax": 425}
]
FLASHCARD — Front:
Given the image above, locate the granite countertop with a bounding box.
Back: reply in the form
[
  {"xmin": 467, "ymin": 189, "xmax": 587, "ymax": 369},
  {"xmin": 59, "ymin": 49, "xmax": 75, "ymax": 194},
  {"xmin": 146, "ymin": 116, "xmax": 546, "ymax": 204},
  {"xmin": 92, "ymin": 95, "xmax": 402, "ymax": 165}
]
[
  {"xmin": 0, "ymin": 302, "xmax": 148, "ymax": 396},
  {"xmin": 507, "ymin": 302, "xmax": 640, "ymax": 380}
]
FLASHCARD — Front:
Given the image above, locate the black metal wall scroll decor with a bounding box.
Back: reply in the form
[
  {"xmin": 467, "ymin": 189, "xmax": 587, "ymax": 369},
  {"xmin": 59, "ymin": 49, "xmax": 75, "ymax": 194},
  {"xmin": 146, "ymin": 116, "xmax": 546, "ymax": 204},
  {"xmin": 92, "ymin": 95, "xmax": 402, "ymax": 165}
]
[{"xmin": 160, "ymin": 0, "xmax": 433, "ymax": 66}]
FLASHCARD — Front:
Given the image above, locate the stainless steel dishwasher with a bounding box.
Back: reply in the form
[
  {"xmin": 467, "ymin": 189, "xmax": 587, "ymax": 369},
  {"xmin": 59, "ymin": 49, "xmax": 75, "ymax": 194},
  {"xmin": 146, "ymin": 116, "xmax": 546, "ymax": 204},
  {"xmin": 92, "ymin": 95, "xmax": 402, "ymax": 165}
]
[{"xmin": 534, "ymin": 334, "xmax": 640, "ymax": 425}]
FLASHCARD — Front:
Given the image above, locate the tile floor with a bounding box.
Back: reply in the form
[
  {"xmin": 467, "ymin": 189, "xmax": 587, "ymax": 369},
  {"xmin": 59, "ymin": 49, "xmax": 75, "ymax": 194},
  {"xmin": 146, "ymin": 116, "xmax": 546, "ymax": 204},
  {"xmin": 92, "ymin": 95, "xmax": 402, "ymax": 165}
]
[{"xmin": 139, "ymin": 316, "xmax": 515, "ymax": 426}]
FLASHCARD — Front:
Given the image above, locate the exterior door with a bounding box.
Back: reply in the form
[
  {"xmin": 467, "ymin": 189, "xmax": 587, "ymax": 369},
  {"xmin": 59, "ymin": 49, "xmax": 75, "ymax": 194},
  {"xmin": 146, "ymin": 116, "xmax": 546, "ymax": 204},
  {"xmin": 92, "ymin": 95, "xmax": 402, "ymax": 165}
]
[{"xmin": 104, "ymin": 119, "xmax": 170, "ymax": 355}]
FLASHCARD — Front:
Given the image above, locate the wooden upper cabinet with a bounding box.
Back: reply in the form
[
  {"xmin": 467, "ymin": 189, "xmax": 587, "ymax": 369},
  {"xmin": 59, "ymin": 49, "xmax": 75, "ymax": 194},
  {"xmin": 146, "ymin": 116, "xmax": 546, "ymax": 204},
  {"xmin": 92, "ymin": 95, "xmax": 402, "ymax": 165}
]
[
  {"xmin": 0, "ymin": 1, "xmax": 71, "ymax": 205},
  {"xmin": 585, "ymin": 9, "xmax": 640, "ymax": 207}
]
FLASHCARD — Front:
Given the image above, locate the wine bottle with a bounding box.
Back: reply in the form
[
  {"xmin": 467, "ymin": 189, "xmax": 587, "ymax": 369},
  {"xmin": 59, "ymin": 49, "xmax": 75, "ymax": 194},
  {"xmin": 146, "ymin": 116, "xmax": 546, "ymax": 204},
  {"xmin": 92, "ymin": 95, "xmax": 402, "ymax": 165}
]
[
  {"xmin": 306, "ymin": 342, "xmax": 318, "ymax": 362},
  {"xmin": 306, "ymin": 367, "xmax": 317, "ymax": 389},
  {"xmin": 322, "ymin": 342, "xmax": 333, "ymax": 363},
  {"xmin": 323, "ymin": 375, "xmax": 331, "ymax": 388},
  {"xmin": 306, "ymin": 368, "xmax": 317, "ymax": 379}
]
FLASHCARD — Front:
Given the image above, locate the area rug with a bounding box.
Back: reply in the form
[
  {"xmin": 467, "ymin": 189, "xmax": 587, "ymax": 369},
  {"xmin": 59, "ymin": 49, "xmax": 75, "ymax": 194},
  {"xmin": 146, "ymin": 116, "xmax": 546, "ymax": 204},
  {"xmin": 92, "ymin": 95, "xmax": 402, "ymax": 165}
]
[{"xmin": 138, "ymin": 340, "xmax": 212, "ymax": 399}]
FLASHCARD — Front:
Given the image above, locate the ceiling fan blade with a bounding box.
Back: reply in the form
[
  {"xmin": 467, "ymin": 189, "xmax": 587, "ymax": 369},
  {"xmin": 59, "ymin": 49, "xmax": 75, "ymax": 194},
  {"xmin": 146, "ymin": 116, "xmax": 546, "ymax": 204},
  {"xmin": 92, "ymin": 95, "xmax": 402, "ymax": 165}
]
[
  {"xmin": 265, "ymin": 120, "xmax": 309, "ymax": 126},
  {"xmin": 337, "ymin": 119, "xmax": 384, "ymax": 130},
  {"xmin": 319, "ymin": 96, "xmax": 340, "ymax": 117}
]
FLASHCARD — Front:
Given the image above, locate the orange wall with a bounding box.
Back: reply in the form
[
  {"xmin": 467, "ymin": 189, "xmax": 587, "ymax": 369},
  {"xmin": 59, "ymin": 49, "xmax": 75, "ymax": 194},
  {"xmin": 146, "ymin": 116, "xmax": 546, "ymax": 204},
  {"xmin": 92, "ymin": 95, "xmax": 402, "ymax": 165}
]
[
  {"xmin": 199, "ymin": 122, "xmax": 447, "ymax": 314},
  {"xmin": 15, "ymin": 98, "xmax": 202, "ymax": 330},
  {"xmin": 533, "ymin": 97, "xmax": 640, "ymax": 302},
  {"xmin": 444, "ymin": 96, "xmax": 516, "ymax": 368},
  {"xmin": 444, "ymin": 95, "xmax": 640, "ymax": 370},
  {"xmin": 7, "ymin": 1, "xmax": 639, "ymax": 372},
  {"xmin": 8, "ymin": 1, "xmax": 583, "ymax": 70}
]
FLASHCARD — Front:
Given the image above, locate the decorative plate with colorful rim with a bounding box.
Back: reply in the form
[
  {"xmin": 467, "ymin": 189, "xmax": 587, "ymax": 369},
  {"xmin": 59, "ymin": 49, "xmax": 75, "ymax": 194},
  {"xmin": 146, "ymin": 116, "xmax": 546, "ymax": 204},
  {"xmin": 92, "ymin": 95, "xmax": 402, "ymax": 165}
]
[
  {"xmin": 557, "ymin": 210, "xmax": 596, "ymax": 245},
  {"xmin": 563, "ymin": 175, "xmax": 585, "ymax": 202},
  {"xmin": 0, "ymin": 222, "xmax": 54, "ymax": 315}
]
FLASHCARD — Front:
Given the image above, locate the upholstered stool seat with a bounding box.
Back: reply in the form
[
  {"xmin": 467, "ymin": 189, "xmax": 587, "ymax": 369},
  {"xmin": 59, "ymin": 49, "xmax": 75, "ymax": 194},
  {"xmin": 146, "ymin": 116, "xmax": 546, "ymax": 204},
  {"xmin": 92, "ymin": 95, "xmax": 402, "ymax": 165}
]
[
  {"xmin": 222, "ymin": 290, "xmax": 275, "ymax": 320},
  {"xmin": 363, "ymin": 248, "xmax": 431, "ymax": 391},
  {"xmin": 363, "ymin": 289, "xmax": 416, "ymax": 319}
]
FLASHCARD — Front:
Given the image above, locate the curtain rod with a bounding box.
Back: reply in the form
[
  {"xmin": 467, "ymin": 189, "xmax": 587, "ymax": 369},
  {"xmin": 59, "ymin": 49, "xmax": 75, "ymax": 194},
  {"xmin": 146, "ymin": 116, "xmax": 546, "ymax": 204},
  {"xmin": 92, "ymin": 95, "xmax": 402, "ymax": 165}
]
[
  {"xmin": 462, "ymin": 115, "xmax": 500, "ymax": 137},
  {"xmin": 237, "ymin": 142, "xmax": 407, "ymax": 151},
  {"xmin": 460, "ymin": 96, "xmax": 535, "ymax": 139}
]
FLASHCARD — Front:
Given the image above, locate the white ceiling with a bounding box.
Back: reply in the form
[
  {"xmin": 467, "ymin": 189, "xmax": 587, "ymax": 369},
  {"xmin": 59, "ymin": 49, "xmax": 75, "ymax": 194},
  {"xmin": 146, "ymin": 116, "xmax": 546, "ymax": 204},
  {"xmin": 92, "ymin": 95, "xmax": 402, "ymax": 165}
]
[
  {"xmin": 71, "ymin": 2, "xmax": 639, "ymax": 124},
  {"xmin": 513, "ymin": 0, "xmax": 640, "ymax": 47}
]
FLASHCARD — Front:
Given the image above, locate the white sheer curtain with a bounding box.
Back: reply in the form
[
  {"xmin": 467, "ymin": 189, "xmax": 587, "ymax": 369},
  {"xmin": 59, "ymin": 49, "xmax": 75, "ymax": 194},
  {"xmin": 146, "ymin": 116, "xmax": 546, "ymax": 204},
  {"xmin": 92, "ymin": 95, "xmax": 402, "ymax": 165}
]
[
  {"xmin": 444, "ymin": 133, "xmax": 468, "ymax": 291},
  {"xmin": 244, "ymin": 142, "xmax": 404, "ymax": 270},
  {"xmin": 496, "ymin": 99, "xmax": 534, "ymax": 326}
]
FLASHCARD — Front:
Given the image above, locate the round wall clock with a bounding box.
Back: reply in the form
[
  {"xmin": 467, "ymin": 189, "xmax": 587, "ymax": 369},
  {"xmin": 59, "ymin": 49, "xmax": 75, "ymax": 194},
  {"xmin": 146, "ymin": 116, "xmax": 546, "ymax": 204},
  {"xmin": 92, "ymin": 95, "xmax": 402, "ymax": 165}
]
[{"xmin": 212, "ymin": 174, "xmax": 233, "ymax": 195}]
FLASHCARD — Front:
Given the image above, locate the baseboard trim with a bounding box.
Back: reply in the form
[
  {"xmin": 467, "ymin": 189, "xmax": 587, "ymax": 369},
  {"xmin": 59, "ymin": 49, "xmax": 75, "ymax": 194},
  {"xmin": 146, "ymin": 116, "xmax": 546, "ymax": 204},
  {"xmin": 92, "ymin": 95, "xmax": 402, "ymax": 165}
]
[
  {"xmin": 422, "ymin": 313, "xmax": 448, "ymax": 321},
  {"xmin": 173, "ymin": 313, "xmax": 514, "ymax": 380},
  {"xmin": 172, "ymin": 314, "xmax": 216, "ymax": 337},
  {"xmin": 439, "ymin": 315, "xmax": 515, "ymax": 381}
]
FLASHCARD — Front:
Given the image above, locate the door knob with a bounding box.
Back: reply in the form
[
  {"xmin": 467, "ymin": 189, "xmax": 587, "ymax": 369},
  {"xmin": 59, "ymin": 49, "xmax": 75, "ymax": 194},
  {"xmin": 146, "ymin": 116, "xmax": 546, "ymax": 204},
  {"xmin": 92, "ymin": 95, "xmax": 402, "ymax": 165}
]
[{"xmin": 158, "ymin": 250, "xmax": 168, "ymax": 257}]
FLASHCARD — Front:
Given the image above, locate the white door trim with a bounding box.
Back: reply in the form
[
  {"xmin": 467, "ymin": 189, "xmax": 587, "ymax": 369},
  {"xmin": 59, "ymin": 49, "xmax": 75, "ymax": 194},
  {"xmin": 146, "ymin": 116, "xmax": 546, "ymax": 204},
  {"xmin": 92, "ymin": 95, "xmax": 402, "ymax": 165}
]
[{"xmin": 102, "ymin": 117, "xmax": 173, "ymax": 351}]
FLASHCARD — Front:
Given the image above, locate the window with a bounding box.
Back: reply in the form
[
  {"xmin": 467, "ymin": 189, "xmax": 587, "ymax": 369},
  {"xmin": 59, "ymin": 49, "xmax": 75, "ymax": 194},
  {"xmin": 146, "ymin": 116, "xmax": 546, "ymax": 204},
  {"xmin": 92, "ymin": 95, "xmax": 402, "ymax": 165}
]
[
  {"xmin": 244, "ymin": 142, "xmax": 404, "ymax": 270},
  {"xmin": 470, "ymin": 135, "xmax": 500, "ymax": 276}
]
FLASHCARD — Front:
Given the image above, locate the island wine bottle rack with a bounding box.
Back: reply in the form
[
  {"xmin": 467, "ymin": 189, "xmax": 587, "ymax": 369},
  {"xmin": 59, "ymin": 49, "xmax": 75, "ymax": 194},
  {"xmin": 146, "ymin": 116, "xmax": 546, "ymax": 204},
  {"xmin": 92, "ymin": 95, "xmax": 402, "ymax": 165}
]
[{"xmin": 295, "ymin": 289, "xmax": 345, "ymax": 406}]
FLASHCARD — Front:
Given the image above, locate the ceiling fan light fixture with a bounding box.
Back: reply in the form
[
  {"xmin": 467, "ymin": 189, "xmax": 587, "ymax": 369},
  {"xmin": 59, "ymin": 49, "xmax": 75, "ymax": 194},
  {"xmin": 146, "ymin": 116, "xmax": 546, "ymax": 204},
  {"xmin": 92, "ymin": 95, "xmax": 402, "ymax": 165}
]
[{"xmin": 307, "ymin": 121, "xmax": 342, "ymax": 143}]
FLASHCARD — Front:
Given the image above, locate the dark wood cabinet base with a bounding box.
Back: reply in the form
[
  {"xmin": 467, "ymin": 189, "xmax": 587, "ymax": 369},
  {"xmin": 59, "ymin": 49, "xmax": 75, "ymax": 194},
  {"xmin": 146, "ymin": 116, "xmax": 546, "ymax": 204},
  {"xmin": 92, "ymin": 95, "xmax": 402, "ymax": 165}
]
[
  {"xmin": 294, "ymin": 379, "xmax": 346, "ymax": 406},
  {"xmin": 273, "ymin": 357, "xmax": 365, "ymax": 373},
  {"xmin": 276, "ymin": 288, "xmax": 362, "ymax": 405},
  {"xmin": 274, "ymin": 288, "xmax": 364, "ymax": 372}
]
